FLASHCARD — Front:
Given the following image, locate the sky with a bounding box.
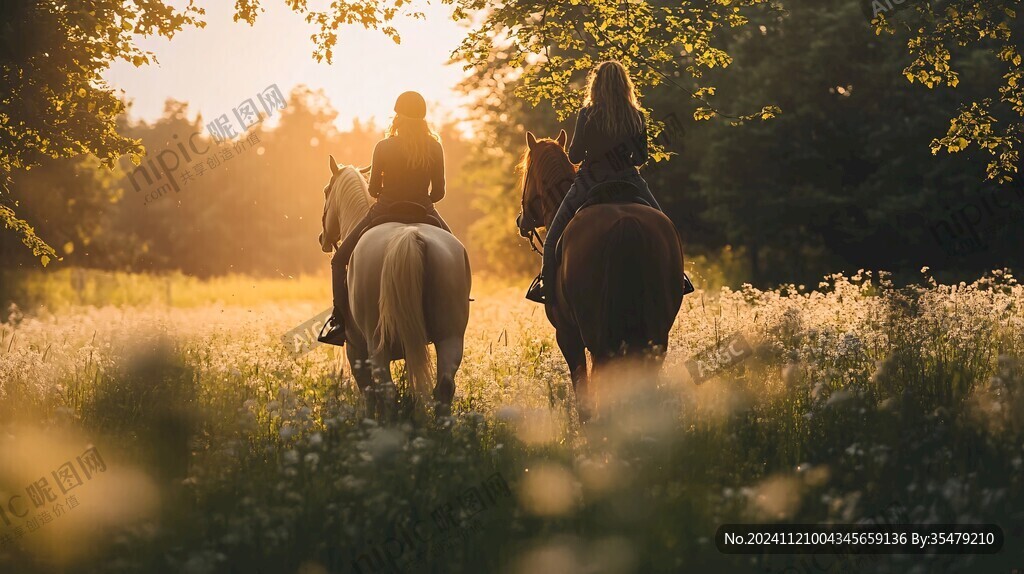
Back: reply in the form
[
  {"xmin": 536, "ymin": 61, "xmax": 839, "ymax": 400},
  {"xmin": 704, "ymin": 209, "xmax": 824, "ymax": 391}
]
[{"xmin": 103, "ymin": 1, "xmax": 471, "ymax": 132}]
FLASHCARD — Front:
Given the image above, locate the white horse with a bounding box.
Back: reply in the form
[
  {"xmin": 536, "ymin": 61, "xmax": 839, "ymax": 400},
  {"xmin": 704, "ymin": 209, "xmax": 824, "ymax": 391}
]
[{"xmin": 319, "ymin": 156, "xmax": 471, "ymax": 417}]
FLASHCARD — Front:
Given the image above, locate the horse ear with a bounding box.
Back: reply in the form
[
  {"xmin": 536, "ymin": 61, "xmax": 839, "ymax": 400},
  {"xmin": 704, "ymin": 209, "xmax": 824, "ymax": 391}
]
[
  {"xmin": 556, "ymin": 129, "xmax": 567, "ymax": 148},
  {"xmin": 329, "ymin": 155, "xmax": 340, "ymax": 175},
  {"xmin": 526, "ymin": 131, "xmax": 538, "ymax": 150}
]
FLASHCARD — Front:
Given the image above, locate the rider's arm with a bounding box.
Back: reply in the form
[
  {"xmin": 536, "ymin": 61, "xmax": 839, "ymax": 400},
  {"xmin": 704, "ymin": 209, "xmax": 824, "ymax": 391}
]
[
  {"xmin": 567, "ymin": 107, "xmax": 589, "ymax": 164},
  {"xmin": 429, "ymin": 141, "xmax": 446, "ymax": 203},
  {"xmin": 368, "ymin": 141, "xmax": 385, "ymax": 199},
  {"xmin": 632, "ymin": 112, "xmax": 649, "ymax": 167}
]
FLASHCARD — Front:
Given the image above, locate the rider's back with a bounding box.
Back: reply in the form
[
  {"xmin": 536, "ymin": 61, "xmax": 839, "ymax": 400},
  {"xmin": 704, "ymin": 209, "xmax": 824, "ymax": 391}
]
[
  {"xmin": 568, "ymin": 106, "xmax": 648, "ymax": 182},
  {"xmin": 368, "ymin": 136, "xmax": 445, "ymax": 208}
]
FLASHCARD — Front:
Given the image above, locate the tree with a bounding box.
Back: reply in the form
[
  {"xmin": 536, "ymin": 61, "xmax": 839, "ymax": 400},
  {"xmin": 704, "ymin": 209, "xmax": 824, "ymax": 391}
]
[
  {"xmin": 870, "ymin": 0, "xmax": 1024, "ymax": 182},
  {"xmin": 0, "ymin": 156, "xmax": 121, "ymax": 268},
  {"xmin": 233, "ymin": 0, "xmax": 781, "ymax": 158},
  {"xmin": 233, "ymin": 0, "xmax": 421, "ymax": 60},
  {"xmin": 0, "ymin": 0, "xmax": 205, "ymax": 264},
  {"xmin": 447, "ymin": 1, "xmax": 788, "ymax": 272},
  {"xmin": 450, "ymin": 0, "xmax": 781, "ymax": 154},
  {"xmin": 4, "ymin": 0, "xmax": 778, "ymax": 264},
  {"xmin": 107, "ymin": 89, "xmax": 347, "ymax": 277},
  {"xmin": 237, "ymin": 0, "xmax": 1024, "ymax": 188},
  {"xmin": 453, "ymin": 46, "xmax": 573, "ymax": 273},
  {"xmin": 694, "ymin": 0, "xmax": 1023, "ymax": 284}
]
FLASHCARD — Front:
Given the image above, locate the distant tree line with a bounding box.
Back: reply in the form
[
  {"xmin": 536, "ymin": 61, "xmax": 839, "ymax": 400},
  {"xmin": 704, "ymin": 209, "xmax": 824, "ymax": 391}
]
[
  {"xmin": 3, "ymin": 0, "xmax": 1022, "ymax": 287},
  {"xmin": 0, "ymin": 87, "xmax": 481, "ymax": 278}
]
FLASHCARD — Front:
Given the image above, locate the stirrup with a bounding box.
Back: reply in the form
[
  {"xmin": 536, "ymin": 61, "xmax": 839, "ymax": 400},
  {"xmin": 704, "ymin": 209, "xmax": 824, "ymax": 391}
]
[
  {"xmin": 317, "ymin": 315, "xmax": 347, "ymax": 347},
  {"xmin": 525, "ymin": 274, "xmax": 546, "ymax": 304},
  {"xmin": 683, "ymin": 272, "xmax": 696, "ymax": 296}
]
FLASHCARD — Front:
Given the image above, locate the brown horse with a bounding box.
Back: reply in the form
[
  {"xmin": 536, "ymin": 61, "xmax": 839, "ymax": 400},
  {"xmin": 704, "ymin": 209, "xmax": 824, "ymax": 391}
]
[{"xmin": 517, "ymin": 130, "xmax": 686, "ymax": 420}]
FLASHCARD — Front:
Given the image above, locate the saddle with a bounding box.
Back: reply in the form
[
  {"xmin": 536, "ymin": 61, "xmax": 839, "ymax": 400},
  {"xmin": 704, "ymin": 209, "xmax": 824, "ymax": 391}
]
[
  {"xmin": 555, "ymin": 180, "xmax": 653, "ymax": 258},
  {"xmin": 370, "ymin": 201, "xmax": 445, "ymax": 228},
  {"xmin": 338, "ymin": 202, "xmax": 447, "ymax": 265},
  {"xmin": 575, "ymin": 180, "xmax": 652, "ymax": 215},
  {"xmin": 556, "ymin": 181, "xmax": 695, "ymax": 296}
]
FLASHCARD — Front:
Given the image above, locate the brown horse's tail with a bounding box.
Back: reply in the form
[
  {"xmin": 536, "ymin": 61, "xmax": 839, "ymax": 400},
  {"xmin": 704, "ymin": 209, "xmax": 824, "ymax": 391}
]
[{"xmin": 605, "ymin": 215, "xmax": 657, "ymax": 357}]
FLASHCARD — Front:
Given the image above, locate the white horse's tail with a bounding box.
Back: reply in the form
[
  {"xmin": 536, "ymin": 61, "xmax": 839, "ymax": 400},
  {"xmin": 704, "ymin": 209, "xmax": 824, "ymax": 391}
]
[{"xmin": 377, "ymin": 227, "xmax": 434, "ymax": 402}]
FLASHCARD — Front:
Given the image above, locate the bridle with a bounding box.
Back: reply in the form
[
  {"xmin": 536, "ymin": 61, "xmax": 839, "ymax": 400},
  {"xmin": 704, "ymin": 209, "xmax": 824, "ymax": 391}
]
[
  {"xmin": 516, "ymin": 142, "xmax": 578, "ymax": 256},
  {"xmin": 516, "ymin": 156, "xmax": 546, "ymax": 256}
]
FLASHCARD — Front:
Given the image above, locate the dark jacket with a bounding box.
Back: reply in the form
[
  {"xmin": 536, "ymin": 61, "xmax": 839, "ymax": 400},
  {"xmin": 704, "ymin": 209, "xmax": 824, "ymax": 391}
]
[
  {"xmin": 368, "ymin": 136, "xmax": 445, "ymax": 208},
  {"xmin": 568, "ymin": 106, "xmax": 648, "ymax": 184}
]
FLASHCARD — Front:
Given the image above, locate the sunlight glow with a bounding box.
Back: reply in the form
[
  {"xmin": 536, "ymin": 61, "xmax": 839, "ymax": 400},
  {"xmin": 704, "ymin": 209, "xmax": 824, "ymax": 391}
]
[{"xmin": 103, "ymin": 1, "xmax": 470, "ymax": 131}]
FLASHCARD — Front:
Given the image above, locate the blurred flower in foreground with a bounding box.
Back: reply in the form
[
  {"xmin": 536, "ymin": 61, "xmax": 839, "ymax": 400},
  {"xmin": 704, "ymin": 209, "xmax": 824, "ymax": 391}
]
[
  {"xmin": 746, "ymin": 474, "xmax": 803, "ymax": 521},
  {"xmin": 520, "ymin": 463, "xmax": 580, "ymax": 517}
]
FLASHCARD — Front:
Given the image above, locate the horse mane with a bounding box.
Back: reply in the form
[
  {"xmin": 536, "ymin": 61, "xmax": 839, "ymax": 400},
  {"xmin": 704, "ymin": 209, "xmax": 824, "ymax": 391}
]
[
  {"xmin": 330, "ymin": 165, "xmax": 373, "ymax": 240},
  {"xmin": 518, "ymin": 139, "xmax": 577, "ymax": 209}
]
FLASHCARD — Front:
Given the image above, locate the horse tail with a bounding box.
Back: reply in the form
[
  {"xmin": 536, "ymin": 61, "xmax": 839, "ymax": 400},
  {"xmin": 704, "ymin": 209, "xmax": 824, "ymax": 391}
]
[
  {"xmin": 607, "ymin": 216, "xmax": 652, "ymax": 356},
  {"xmin": 377, "ymin": 226, "xmax": 434, "ymax": 402}
]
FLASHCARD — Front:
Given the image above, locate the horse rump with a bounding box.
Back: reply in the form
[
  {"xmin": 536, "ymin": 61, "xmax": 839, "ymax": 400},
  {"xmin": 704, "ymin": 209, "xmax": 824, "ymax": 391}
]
[{"xmin": 562, "ymin": 205, "xmax": 684, "ymax": 359}]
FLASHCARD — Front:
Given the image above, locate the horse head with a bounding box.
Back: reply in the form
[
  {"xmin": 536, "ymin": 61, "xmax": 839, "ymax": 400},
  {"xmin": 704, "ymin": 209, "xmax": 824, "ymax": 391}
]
[
  {"xmin": 516, "ymin": 129, "xmax": 576, "ymax": 238},
  {"xmin": 319, "ymin": 155, "xmax": 371, "ymax": 252}
]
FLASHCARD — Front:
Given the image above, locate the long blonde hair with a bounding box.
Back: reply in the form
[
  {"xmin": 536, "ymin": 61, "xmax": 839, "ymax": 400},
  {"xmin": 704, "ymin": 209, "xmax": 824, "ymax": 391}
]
[
  {"xmin": 583, "ymin": 60, "xmax": 643, "ymax": 137},
  {"xmin": 386, "ymin": 115, "xmax": 440, "ymax": 169}
]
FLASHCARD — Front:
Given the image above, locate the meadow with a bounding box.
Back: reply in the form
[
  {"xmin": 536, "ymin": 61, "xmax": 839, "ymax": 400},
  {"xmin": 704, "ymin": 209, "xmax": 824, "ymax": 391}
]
[{"xmin": 0, "ymin": 267, "xmax": 1022, "ymax": 574}]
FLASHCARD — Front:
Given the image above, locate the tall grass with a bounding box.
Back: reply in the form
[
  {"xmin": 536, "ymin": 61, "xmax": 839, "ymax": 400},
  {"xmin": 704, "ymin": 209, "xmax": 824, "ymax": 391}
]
[
  {"xmin": 0, "ymin": 269, "xmax": 332, "ymax": 310},
  {"xmin": 0, "ymin": 269, "xmax": 1021, "ymax": 573}
]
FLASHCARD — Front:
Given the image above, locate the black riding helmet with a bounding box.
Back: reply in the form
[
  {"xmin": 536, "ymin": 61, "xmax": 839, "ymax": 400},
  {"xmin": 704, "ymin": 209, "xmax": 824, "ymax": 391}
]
[{"xmin": 394, "ymin": 91, "xmax": 426, "ymax": 120}]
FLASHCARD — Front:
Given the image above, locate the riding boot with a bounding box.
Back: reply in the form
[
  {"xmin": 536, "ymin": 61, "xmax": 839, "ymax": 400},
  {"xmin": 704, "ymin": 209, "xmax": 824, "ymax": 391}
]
[
  {"xmin": 683, "ymin": 272, "xmax": 696, "ymax": 295},
  {"xmin": 525, "ymin": 273, "xmax": 546, "ymax": 304},
  {"xmin": 318, "ymin": 311, "xmax": 347, "ymax": 346},
  {"xmin": 319, "ymin": 263, "xmax": 350, "ymax": 346}
]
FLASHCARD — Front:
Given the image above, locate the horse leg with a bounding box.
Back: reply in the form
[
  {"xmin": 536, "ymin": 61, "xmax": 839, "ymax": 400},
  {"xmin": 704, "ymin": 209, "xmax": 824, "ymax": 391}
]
[
  {"xmin": 342, "ymin": 308, "xmax": 374, "ymax": 405},
  {"xmin": 556, "ymin": 328, "xmax": 591, "ymax": 422},
  {"xmin": 345, "ymin": 334, "xmax": 375, "ymax": 414},
  {"xmin": 346, "ymin": 335, "xmax": 373, "ymax": 391},
  {"xmin": 626, "ymin": 336, "xmax": 668, "ymax": 381},
  {"xmin": 646, "ymin": 335, "xmax": 670, "ymax": 375},
  {"xmin": 368, "ymin": 351, "xmax": 397, "ymax": 423},
  {"xmin": 433, "ymin": 336, "xmax": 464, "ymax": 418}
]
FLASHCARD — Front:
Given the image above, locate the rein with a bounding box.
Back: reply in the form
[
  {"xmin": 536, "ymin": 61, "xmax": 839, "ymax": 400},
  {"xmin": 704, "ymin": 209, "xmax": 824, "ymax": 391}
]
[
  {"xmin": 519, "ymin": 167, "xmax": 544, "ymax": 256},
  {"xmin": 526, "ymin": 229, "xmax": 543, "ymax": 256},
  {"xmin": 518, "ymin": 148, "xmax": 570, "ymax": 257}
]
